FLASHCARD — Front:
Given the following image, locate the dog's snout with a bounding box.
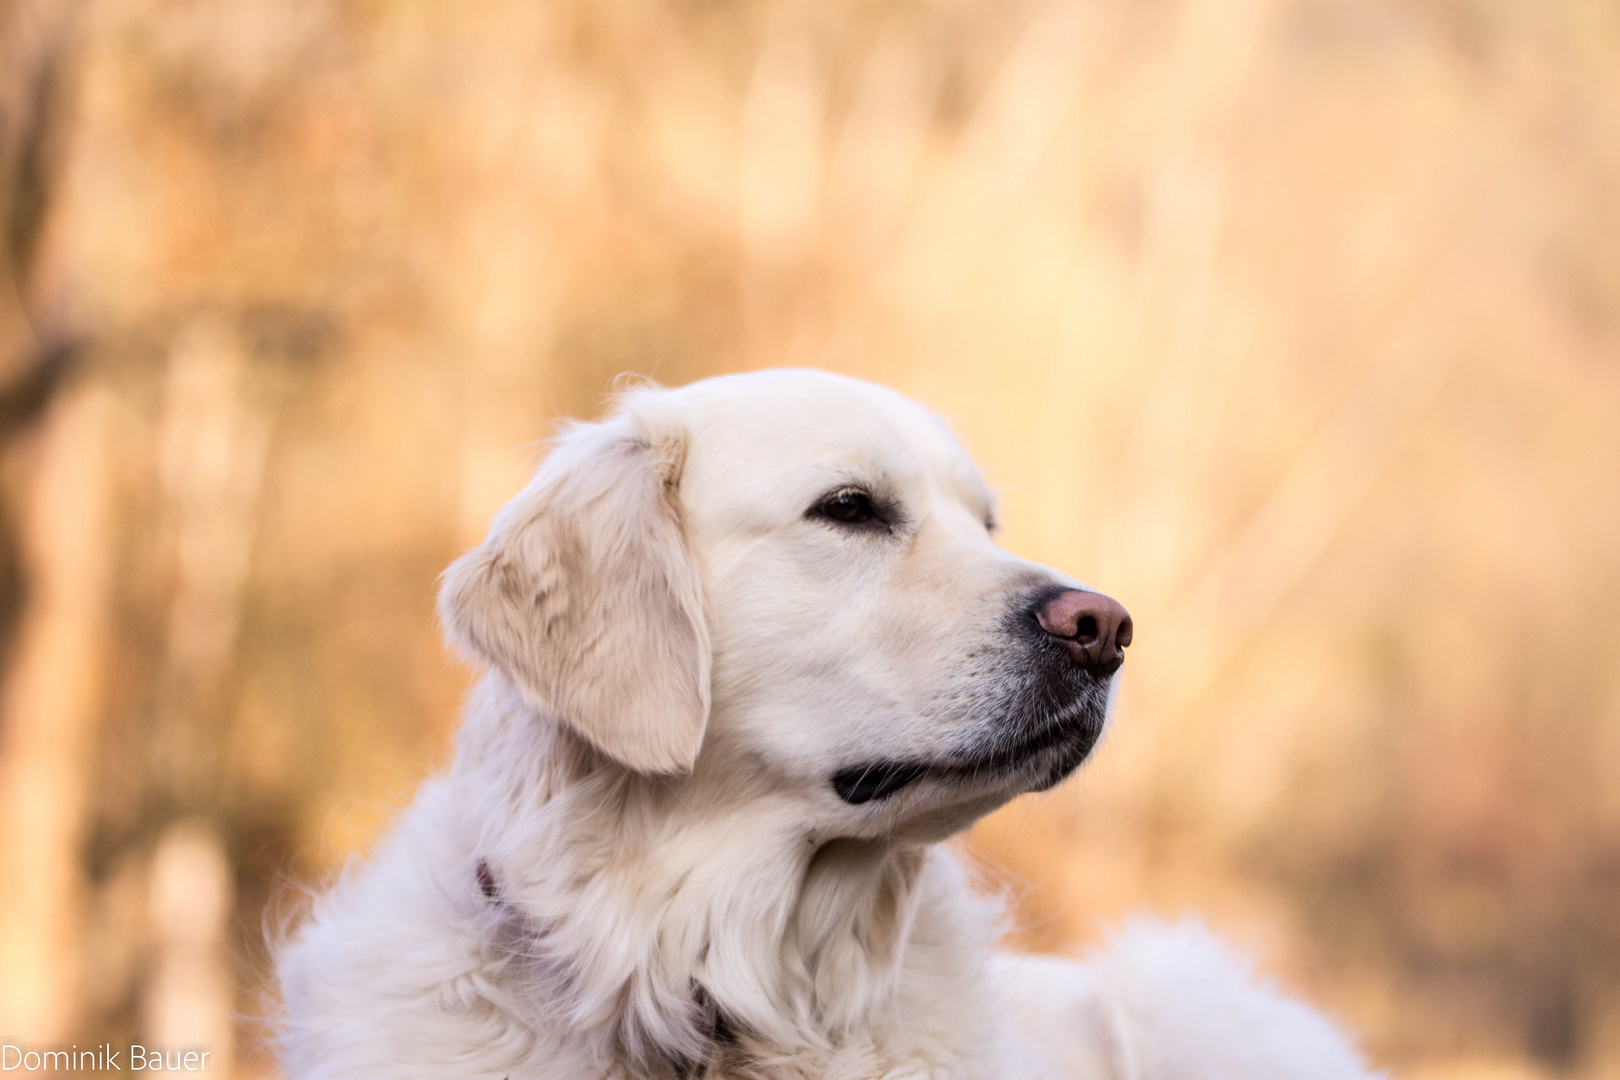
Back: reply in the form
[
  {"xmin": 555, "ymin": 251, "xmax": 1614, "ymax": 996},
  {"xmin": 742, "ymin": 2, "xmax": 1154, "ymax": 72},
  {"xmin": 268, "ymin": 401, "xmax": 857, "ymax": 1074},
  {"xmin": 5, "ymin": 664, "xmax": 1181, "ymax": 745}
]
[{"xmin": 1036, "ymin": 590, "xmax": 1132, "ymax": 676}]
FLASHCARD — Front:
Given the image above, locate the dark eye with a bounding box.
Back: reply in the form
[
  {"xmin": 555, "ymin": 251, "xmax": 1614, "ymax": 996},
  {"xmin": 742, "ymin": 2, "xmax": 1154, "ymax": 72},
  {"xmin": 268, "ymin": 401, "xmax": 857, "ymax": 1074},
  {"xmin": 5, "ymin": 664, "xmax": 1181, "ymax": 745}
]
[{"xmin": 812, "ymin": 488, "xmax": 878, "ymax": 526}]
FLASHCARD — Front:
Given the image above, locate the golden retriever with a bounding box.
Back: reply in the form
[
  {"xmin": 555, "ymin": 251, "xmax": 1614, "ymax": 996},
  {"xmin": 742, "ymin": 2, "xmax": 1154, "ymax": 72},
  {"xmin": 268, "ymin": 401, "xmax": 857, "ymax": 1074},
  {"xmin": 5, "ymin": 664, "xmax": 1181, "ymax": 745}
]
[{"xmin": 277, "ymin": 370, "xmax": 1379, "ymax": 1080}]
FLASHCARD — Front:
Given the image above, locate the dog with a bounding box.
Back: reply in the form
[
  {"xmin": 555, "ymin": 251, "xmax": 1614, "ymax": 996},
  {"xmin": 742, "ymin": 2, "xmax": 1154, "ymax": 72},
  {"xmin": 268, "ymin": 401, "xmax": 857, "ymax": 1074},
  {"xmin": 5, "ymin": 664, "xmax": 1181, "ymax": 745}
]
[{"xmin": 277, "ymin": 370, "xmax": 1380, "ymax": 1079}]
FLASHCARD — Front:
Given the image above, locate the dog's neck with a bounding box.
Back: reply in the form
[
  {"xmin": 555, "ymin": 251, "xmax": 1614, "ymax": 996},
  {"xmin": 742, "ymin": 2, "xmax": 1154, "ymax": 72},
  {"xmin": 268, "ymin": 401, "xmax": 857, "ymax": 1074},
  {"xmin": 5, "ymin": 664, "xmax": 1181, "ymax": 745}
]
[{"xmin": 450, "ymin": 675, "xmax": 983, "ymax": 1076}]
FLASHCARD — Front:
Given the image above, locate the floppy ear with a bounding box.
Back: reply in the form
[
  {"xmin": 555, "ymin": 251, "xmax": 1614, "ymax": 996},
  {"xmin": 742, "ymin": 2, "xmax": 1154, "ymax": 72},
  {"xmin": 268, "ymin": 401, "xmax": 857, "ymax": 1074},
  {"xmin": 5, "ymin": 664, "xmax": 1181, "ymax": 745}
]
[{"xmin": 437, "ymin": 413, "xmax": 710, "ymax": 774}]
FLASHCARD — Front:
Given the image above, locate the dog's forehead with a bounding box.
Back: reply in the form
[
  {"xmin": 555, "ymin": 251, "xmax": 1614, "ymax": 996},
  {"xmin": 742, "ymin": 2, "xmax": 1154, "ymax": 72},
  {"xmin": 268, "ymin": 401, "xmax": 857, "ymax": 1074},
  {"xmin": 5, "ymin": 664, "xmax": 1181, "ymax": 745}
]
[{"xmin": 645, "ymin": 370, "xmax": 991, "ymax": 516}]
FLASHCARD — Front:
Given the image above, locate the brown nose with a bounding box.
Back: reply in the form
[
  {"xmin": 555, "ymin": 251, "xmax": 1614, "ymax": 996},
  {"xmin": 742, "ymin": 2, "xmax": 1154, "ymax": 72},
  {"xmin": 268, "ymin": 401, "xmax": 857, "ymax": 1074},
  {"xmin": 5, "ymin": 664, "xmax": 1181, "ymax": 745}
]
[{"xmin": 1036, "ymin": 589, "xmax": 1133, "ymax": 676}]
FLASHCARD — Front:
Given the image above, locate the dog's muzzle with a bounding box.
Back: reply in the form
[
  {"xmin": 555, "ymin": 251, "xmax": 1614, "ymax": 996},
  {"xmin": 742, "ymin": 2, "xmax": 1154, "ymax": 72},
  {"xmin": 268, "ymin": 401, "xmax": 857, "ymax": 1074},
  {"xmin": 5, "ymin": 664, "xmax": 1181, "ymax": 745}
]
[{"xmin": 830, "ymin": 586, "xmax": 1131, "ymax": 806}]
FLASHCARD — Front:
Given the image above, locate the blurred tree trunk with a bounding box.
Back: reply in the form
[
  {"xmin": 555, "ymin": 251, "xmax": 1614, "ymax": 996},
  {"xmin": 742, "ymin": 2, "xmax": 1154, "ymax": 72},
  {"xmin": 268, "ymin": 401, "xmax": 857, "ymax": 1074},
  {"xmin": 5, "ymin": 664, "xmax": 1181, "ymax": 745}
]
[
  {"xmin": 0, "ymin": 378, "xmax": 113, "ymax": 1038},
  {"xmin": 1, "ymin": 0, "xmax": 75, "ymax": 372},
  {"xmin": 145, "ymin": 819, "xmax": 235, "ymax": 1078},
  {"xmin": 0, "ymin": 0, "xmax": 95, "ymax": 1041},
  {"xmin": 1, "ymin": 0, "xmax": 80, "ymax": 656}
]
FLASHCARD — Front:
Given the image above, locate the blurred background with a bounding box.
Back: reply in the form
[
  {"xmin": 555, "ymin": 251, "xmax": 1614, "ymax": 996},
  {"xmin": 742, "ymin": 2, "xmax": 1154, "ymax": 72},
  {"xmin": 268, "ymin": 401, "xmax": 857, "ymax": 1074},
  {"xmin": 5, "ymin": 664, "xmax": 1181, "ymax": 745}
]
[{"xmin": 2, "ymin": 0, "xmax": 1618, "ymax": 1076}]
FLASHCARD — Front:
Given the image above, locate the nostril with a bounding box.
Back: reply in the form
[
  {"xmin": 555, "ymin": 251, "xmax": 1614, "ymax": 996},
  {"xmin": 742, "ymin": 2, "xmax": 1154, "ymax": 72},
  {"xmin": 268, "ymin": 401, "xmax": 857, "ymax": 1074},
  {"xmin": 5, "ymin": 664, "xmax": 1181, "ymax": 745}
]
[{"xmin": 1035, "ymin": 587, "xmax": 1132, "ymax": 675}]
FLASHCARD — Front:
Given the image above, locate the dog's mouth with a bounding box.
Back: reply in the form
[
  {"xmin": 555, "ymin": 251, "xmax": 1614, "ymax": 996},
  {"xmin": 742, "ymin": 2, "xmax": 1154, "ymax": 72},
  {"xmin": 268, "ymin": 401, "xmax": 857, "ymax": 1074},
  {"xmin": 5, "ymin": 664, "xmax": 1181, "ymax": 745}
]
[
  {"xmin": 831, "ymin": 707, "xmax": 1106, "ymax": 806},
  {"xmin": 831, "ymin": 761, "xmax": 930, "ymax": 804}
]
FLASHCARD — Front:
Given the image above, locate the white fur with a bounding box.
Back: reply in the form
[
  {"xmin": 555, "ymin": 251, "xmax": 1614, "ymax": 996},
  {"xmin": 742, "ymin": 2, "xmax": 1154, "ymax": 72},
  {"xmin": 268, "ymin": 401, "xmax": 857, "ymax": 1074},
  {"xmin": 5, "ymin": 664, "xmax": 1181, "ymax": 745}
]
[{"xmin": 277, "ymin": 371, "xmax": 1381, "ymax": 1080}]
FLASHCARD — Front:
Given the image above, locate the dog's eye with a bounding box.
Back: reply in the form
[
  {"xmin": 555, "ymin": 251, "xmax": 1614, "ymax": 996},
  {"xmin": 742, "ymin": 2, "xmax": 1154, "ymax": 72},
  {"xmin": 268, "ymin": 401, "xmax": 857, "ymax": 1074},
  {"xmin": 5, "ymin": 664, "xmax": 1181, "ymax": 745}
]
[{"xmin": 812, "ymin": 488, "xmax": 879, "ymax": 526}]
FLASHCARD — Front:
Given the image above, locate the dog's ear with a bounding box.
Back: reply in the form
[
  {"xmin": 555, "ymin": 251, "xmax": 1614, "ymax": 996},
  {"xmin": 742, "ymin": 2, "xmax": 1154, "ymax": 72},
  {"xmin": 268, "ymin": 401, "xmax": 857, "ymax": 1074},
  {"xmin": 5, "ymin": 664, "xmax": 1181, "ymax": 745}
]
[{"xmin": 438, "ymin": 412, "xmax": 710, "ymax": 774}]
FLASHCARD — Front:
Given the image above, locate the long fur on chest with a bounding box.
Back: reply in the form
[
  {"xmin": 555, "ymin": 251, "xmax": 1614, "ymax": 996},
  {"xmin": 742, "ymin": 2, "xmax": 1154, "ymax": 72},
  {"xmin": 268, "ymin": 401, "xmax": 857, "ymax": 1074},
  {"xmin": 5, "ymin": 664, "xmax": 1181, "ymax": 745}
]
[{"xmin": 279, "ymin": 675, "xmax": 1002, "ymax": 1080}]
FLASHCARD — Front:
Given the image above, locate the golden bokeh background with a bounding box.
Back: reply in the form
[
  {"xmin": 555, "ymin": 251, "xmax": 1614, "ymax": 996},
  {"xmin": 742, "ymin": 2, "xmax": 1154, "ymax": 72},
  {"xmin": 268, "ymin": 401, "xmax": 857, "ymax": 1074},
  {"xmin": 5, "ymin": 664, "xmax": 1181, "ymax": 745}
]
[{"xmin": 3, "ymin": 0, "xmax": 1619, "ymax": 1076}]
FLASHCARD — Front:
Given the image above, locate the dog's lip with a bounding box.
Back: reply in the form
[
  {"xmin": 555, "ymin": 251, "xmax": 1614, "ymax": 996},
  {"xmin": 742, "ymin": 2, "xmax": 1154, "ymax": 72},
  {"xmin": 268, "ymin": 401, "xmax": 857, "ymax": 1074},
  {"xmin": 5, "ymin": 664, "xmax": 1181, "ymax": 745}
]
[
  {"xmin": 830, "ymin": 714, "xmax": 1103, "ymax": 806},
  {"xmin": 831, "ymin": 762, "xmax": 928, "ymax": 805},
  {"xmin": 949, "ymin": 711, "xmax": 1103, "ymax": 773}
]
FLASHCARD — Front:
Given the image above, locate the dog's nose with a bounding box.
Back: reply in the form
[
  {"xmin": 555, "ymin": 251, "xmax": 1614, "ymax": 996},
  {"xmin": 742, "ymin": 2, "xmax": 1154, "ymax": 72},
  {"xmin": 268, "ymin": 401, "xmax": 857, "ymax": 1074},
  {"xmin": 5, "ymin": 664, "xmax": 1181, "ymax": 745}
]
[{"xmin": 1036, "ymin": 589, "xmax": 1133, "ymax": 676}]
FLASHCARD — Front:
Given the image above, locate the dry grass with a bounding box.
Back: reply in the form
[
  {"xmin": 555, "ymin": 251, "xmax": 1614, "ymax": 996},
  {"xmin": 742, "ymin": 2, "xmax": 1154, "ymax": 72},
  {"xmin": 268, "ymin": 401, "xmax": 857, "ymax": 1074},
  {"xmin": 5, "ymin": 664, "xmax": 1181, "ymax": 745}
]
[{"xmin": 2, "ymin": 0, "xmax": 1619, "ymax": 1075}]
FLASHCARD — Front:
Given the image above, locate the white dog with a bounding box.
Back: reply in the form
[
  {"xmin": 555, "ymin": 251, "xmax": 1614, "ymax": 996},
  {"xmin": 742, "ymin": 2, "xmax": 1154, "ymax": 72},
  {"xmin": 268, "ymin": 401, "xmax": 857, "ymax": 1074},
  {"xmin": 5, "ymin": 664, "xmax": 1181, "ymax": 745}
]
[{"xmin": 277, "ymin": 370, "xmax": 1380, "ymax": 1080}]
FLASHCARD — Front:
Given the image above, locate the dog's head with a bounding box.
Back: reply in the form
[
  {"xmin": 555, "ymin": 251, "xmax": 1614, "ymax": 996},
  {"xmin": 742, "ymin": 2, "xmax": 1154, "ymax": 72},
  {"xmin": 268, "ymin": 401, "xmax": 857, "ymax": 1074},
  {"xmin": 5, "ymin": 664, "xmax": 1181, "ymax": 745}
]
[{"xmin": 440, "ymin": 370, "xmax": 1130, "ymax": 841}]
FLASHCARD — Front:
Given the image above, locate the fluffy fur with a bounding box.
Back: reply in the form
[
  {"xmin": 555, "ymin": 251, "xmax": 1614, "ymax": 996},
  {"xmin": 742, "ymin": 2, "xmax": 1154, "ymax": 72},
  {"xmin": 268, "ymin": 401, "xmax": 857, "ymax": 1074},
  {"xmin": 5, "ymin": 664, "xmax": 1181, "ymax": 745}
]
[{"xmin": 277, "ymin": 371, "xmax": 1381, "ymax": 1080}]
